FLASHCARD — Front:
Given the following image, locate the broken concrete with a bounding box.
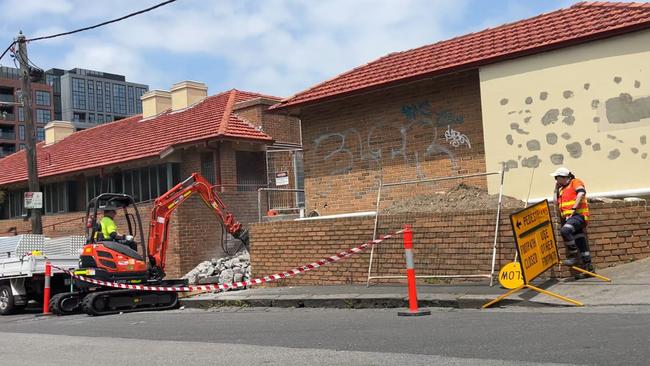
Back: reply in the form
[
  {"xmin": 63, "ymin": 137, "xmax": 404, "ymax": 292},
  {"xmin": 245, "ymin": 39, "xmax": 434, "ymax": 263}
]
[{"xmin": 182, "ymin": 248, "xmax": 252, "ymax": 286}]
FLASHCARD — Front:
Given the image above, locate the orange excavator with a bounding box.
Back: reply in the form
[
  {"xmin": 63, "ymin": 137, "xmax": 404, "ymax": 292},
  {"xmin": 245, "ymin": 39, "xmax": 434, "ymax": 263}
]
[{"xmin": 49, "ymin": 173, "xmax": 249, "ymax": 316}]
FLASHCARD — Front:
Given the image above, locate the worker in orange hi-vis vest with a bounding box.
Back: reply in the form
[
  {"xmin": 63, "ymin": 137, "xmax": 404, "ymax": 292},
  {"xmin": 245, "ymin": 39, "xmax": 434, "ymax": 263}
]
[{"xmin": 551, "ymin": 167, "xmax": 594, "ymax": 279}]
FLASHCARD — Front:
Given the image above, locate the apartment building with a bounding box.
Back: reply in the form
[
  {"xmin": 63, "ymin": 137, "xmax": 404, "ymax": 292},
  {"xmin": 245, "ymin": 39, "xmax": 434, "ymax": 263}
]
[
  {"xmin": 45, "ymin": 68, "xmax": 148, "ymax": 130},
  {"xmin": 0, "ymin": 66, "xmax": 54, "ymax": 157}
]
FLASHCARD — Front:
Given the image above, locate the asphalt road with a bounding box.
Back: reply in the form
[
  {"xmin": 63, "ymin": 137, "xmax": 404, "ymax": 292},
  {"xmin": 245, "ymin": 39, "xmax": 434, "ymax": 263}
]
[{"xmin": 1, "ymin": 306, "xmax": 649, "ymax": 366}]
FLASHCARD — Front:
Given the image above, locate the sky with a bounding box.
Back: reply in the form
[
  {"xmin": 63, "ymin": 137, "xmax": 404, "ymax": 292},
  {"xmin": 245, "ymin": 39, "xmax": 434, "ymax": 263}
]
[{"xmin": 0, "ymin": 0, "xmax": 589, "ymax": 98}]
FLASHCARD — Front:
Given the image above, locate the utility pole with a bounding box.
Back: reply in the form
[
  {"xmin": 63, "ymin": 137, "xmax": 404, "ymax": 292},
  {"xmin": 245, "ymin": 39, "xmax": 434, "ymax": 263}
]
[{"xmin": 16, "ymin": 32, "xmax": 42, "ymax": 234}]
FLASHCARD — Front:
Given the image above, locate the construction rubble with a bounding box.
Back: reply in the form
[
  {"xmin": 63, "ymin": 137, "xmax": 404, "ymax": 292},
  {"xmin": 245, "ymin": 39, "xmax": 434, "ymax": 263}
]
[{"xmin": 182, "ymin": 248, "xmax": 252, "ymax": 287}]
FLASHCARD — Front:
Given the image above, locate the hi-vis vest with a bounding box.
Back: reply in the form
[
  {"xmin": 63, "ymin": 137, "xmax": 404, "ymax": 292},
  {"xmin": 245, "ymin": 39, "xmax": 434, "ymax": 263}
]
[
  {"xmin": 558, "ymin": 178, "xmax": 590, "ymax": 221},
  {"xmin": 94, "ymin": 216, "xmax": 118, "ymax": 241}
]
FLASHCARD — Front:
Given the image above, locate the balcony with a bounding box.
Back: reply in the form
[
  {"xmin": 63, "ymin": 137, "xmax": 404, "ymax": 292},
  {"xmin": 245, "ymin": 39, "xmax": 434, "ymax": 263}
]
[
  {"xmin": 0, "ymin": 149, "xmax": 16, "ymax": 158},
  {"xmin": 0, "ymin": 94, "xmax": 15, "ymax": 103},
  {"xmin": 0, "ymin": 112, "xmax": 15, "ymax": 121},
  {"xmin": 0, "ymin": 131, "xmax": 16, "ymax": 140}
]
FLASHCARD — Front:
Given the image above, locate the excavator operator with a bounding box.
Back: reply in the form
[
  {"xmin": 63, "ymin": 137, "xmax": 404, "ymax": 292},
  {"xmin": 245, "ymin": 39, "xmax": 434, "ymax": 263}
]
[{"xmin": 98, "ymin": 206, "xmax": 135, "ymax": 251}]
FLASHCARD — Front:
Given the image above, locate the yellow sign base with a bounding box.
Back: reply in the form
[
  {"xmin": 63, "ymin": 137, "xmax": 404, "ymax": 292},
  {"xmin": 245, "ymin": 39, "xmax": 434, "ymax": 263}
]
[
  {"xmin": 570, "ymin": 266, "xmax": 611, "ymax": 282},
  {"xmin": 482, "ymin": 284, "xmax": 583, "ymax": 308}
]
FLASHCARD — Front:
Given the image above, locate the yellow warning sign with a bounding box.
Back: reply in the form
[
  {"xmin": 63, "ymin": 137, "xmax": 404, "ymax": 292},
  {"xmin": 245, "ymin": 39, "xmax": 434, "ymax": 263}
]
[
  {"xmin": 510, "ymin": 200, "xmax": 559, "ymax": 283},
  {"xmin": 498, "ymin": 262, "xmax": 524, "ymax": 289}
]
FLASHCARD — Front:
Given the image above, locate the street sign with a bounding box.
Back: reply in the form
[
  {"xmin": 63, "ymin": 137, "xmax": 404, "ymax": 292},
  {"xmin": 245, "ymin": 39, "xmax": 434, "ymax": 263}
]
[
  {"xmin": 275, "ymin": 171, "xmax": 289, "ymax": 186},
  {"xmin": 510, "ymin": 200, "xmax": 559, "ymax": 283},
  {"xmin": 498, "ymin": 262, "xmax": 524, "ymax": 289},
  {"xmin": 24, "ymin": 192, "xmax": 43, "ymax": 209}
]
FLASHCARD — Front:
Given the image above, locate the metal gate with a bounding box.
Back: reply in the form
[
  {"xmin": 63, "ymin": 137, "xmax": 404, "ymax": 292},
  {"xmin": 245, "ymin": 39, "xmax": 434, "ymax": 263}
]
[{"xmin": 262, "ymin": 149, "xmax": 305, "ymax": 220}]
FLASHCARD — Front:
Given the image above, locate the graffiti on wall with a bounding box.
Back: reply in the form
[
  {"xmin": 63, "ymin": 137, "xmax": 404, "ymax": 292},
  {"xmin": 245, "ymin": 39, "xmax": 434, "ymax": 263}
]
[
  {"xmin": 499, "ymin": 76, "xmax": 649, "ymax": 171},
  {"xmin": 444, "ymin": 125, "xmax": 472, "ymax": 149},
  {"xmin": 311, "ymin": 100, "xmax": 472, "ymax": 200}
]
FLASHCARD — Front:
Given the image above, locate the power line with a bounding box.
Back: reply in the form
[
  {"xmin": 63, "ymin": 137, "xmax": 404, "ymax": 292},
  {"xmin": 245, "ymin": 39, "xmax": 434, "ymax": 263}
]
[
  {"xmin": 0, "ymin": 41, "xmax": 16, "ymax": 63},
  {"xmin": 26, "ymin": 0, "xmax": 177, "ymax": 42},
  {"xmin": 0, "ymin": 0, "xmax": 177, "ymax": 64}
]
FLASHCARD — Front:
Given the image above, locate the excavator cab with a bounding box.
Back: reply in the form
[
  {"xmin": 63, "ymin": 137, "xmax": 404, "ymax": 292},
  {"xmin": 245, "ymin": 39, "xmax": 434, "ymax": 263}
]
[{"xmin": 77, "ymin": 193, "xmax": 149, "ymax": 283}]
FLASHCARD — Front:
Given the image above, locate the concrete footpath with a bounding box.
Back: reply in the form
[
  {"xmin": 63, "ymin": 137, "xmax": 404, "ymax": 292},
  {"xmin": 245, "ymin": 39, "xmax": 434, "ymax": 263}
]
[{"xmin": 180, "ymin": 257, "xmax": 650, "ymax": 310}]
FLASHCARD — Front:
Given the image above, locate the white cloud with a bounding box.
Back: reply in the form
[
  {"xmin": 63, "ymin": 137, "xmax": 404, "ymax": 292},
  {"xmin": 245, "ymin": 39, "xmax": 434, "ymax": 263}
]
[
  {"xmin": 3, "ymin": 0, "xmax": 538, "ymax": 97},
  {"xmin": 0, "ymin": 0, "xmax": 73, "ymax": 18}
]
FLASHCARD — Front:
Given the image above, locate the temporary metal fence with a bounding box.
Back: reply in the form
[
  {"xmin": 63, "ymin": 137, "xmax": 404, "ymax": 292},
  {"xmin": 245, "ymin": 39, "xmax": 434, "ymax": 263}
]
[
  {"xmin": 366, "ymin": 170, "xmax": 506, "ymax": 287},
  {"xmin": 257, "ymin": 188, "xmax": 306, "ymax": 222}
]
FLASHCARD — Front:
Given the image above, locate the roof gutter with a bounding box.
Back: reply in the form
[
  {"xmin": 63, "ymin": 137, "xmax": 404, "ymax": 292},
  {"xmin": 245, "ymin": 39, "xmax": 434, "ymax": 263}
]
[{"xmin": 159, "ymin": 134, "xmax": 275, "ymax": 158}]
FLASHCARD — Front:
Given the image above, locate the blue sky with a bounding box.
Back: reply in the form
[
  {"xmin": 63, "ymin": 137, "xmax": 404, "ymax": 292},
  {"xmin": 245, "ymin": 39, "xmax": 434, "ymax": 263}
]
[{"xmin": 0, "ymin": 0, "xmax": 587, "ymax": 98}]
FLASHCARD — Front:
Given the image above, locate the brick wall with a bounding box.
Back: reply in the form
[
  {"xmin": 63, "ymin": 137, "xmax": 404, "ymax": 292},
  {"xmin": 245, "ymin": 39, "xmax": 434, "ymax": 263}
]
[
  {"xmin": 250, "ymin": 201, "xmax": 650, "ymax": 285},
  {"xmin": 299, "ymin": 70, "xmax": 486, "ymax": 215},
  {"xmin": 234, "ymin": 101, "xmax": 301, "ymax": 145}
]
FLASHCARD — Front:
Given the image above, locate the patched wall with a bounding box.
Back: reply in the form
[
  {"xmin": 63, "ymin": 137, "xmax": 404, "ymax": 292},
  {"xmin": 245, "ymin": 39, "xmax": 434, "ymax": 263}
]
[{"xmin": 480, "ymin": 29, "xmax": 650, "ymax": 200}]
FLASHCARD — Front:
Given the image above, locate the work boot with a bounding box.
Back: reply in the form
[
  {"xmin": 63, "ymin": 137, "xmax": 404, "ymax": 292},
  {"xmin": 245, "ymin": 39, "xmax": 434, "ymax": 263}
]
[
  {"xmin": 574, "ymin": 272, "xmax": 587, "ymax": 280},
  {"xmin": 563, "ymin": 257, "xmax": 578, "ymax": 266},
  {"xmin": 574, "ymin": 263, "xmax": 595, "ymax": 280},
  {"xmin": 583, "ymin": 262, "xmax": 595, "ymax": 273},
  {"xmin": 563, "ymin": 246, "xmax": 579, "ymax": 266}
]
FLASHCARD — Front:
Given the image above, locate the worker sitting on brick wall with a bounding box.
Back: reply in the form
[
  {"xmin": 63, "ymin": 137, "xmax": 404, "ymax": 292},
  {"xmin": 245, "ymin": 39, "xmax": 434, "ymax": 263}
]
[{"xmin": 551, "ymin": 167, "xmax": 594, "ymax": 279}]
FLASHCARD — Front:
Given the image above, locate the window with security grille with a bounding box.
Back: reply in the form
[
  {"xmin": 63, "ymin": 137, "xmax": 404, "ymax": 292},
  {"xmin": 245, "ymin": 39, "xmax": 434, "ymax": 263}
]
[
  {"xmin": 200, "ymin": 152, "xmax": 217, "ymax": 185},
  {"xmin": 7, "ymin": 189, "xmax": 26, "ymax": 218},
  {"xmin": 235, "ymin": 151, "xmax": 266, "ymax": 191}
]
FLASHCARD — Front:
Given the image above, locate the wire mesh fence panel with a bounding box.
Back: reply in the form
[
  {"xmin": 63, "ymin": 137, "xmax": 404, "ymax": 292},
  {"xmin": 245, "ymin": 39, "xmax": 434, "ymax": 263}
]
[
  {"xmin": 367, "ymin": 171, "xmax": 506, "ymax": 285},
  {"xmin": 265, "ymin": 149, "xmax": 304, "ymax": 214},
  {"xmin": 257, "ymin": 188, "xmax": 305, "ymax": 222}
]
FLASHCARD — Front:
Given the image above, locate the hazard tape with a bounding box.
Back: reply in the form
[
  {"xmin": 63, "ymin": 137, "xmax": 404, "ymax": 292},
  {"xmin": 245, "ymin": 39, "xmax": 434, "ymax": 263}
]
[{"xmin": 51, "ymin": 229, "xmax": 404, "ymax": 293}]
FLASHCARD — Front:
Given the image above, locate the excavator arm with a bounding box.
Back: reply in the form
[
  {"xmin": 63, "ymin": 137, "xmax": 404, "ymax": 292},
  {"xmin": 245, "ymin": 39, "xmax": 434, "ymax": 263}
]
[{"xmin": 147, "ymin": 173, "xmax": 249, "ymax": 274}]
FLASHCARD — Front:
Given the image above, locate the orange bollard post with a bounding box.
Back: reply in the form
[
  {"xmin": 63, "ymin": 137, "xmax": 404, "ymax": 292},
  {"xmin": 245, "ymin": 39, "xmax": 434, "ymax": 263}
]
[
  {"xmin": 398, "ymin": 225, "xmax": 431, "ymax": 317},
  {"xmin": 43, "ymin": 261, "xmax": 51, "ymax": 315}
]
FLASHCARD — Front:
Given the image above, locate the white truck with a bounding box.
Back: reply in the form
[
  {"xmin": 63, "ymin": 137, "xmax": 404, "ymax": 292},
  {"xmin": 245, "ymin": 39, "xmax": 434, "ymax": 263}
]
[{"xmin": 0, "ymin": 235, "xmax": 81, "ymax": 315}]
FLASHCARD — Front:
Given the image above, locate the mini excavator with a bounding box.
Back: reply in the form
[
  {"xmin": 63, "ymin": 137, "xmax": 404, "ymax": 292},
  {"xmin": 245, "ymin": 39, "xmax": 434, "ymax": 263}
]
[{"xmin": 49, "ymin": 173, "xmax": 249, "ymax": 316}]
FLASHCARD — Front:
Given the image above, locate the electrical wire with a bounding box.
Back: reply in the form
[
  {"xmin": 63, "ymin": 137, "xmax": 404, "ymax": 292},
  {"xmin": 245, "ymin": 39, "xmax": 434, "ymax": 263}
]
[
  {"xmin": 26, "ymin": 0, "xmax": 178, "ymax": 42},
  {"xmin": 0, "ymin": 41, "xmax": 16, "ymax": 64}
]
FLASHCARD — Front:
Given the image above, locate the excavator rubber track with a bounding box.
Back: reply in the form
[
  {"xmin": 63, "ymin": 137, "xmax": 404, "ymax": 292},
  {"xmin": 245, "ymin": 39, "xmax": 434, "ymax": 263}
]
[
  {"xmin": 81, "ymin": 289, "xmax": 179, "ymax": 316},
  {"xmin": 49, "ymin": 292, "xmax": 83, "ymax": 315}
]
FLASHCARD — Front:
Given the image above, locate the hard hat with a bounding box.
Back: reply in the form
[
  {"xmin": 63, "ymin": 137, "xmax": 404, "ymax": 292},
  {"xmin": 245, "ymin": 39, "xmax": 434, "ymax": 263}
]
[
  {"xmin": 100, "ymin": 205, "xmax": 118, "ymax": 211},
  {"xmin": 550, "ymin": 167, "xmax": 571, "ymax": 177}
]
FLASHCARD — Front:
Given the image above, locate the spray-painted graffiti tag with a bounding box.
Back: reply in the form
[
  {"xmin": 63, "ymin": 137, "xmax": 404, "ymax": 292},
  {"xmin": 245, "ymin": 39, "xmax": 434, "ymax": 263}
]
[{"xmin": 444, "ymin": 125, "xmax": 471, "ymax": 148}]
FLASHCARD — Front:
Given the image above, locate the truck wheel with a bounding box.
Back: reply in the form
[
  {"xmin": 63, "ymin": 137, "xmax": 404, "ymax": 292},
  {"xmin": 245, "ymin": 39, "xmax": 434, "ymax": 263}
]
[{"xmin": 0, "ymin": 285, "xmax": 16, "ymax": 315}]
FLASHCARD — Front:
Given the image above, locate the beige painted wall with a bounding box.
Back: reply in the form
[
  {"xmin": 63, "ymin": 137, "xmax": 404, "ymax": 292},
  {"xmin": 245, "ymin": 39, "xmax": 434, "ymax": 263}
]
[{"xmin": 480, "ymin": 29, "xmax": 650, "ymax": 201}]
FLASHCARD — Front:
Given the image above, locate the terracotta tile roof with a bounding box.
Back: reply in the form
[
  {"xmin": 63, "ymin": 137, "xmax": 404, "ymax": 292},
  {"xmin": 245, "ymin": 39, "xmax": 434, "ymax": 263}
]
[
  {"xmin": 272, "ymin": 1, "xmax": 650, "ymax": 111},
  {"xmin": 0, "ymin": 89, "xmax": 275, "ymax": 185}
]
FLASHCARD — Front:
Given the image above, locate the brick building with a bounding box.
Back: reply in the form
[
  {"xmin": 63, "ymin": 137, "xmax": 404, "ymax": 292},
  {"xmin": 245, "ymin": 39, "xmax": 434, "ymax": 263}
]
[
  {"xmin": 271, "ymin": 2, "xmax": 650, "ymax": 215},
  {"xmin": 0, "ymin": 81, "xmax": 301, "ymax": 277},
  {"xmin": 0, "ymin": 66, "xmax": 54, "ymax": 157}
]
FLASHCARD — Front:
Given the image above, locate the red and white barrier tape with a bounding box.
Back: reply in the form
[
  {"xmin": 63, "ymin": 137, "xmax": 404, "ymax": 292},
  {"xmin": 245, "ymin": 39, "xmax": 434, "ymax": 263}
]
[{"xmin": 52, "ymin": 229, "xmax": 404, "ymax": 293}]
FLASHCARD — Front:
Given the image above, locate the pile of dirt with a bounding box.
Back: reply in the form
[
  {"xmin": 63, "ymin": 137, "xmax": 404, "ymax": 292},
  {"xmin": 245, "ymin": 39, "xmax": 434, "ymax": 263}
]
[{"xmin": 382, "ymin": 184, "xmax": 526, "ymax": 214}]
